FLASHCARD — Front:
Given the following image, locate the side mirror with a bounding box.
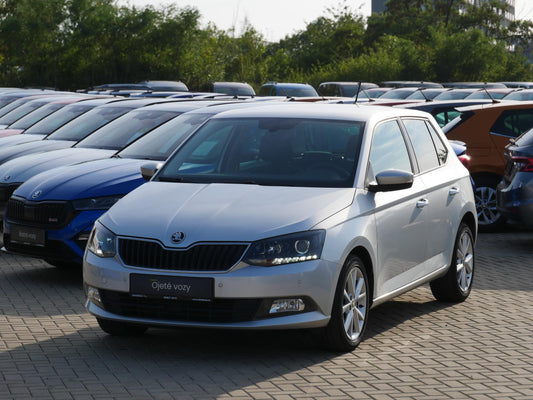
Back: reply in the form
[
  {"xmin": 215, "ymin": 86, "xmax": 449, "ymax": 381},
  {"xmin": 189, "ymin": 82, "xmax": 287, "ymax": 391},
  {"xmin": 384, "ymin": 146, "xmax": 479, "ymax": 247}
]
[
  {"xmin": 140, "ymin": 162, "xmax": 162, "ymax": 181},
  {"xmin": 368, "ymin": 169, "xmax": 413, "ymax": 192}
]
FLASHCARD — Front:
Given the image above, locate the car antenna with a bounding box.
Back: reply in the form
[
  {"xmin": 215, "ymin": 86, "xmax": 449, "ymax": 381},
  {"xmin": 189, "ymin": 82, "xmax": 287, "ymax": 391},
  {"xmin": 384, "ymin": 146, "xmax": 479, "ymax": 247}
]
[
  {"xmin": 418, "ymin": 88, "xmax": 431, "ymax": 102},
  {"xmin": 483, "ymin": 87, "xmax": 500, "ymax": 104},
  {"xmin": 354, "ymin": 82, "xmax": 362, "ymax": 104}
]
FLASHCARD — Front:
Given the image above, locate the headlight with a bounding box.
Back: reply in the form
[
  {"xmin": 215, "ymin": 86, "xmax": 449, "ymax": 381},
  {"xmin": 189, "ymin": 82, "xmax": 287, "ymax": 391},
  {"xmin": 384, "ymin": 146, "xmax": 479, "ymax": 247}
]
[
  {"xmin": 72, "ymin": 195, "xmax": 123, "ymax": 211},
  {"xmin": 87, "ymin": 223, "xmax": 116, "ymax": 258},
  {"xmin": 243, "ymin": 230, "xmax": 325, "ymax": 267}
]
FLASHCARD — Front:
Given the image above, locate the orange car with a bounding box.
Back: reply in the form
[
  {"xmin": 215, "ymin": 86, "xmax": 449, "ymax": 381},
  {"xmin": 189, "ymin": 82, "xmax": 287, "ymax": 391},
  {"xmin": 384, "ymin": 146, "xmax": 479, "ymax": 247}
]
[{"xmin": 443, "ymin": 101, "xmax": 533, "ymax": 230}]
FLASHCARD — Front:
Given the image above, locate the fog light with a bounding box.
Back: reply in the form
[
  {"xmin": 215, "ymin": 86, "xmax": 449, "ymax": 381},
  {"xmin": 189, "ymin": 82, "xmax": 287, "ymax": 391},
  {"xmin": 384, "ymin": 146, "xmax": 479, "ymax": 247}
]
[
  {"xmin": 269, "ymin": 298, "xmax": 305, "ymax": 314},
  {"xmin": 87, "ymin": 285, "xmax": 103, "ymax": 308}
]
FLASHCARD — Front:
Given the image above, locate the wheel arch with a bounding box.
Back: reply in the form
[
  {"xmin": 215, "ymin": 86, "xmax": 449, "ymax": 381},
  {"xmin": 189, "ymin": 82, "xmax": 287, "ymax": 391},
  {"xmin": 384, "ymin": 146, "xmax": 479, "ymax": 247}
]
[{"xmin": 461, "ymin": 211, "xmax": 477, "ymax": 242}]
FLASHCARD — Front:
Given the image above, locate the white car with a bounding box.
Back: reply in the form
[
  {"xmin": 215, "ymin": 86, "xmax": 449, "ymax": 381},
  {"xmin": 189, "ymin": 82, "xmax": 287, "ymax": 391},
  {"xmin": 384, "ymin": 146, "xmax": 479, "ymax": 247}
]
[{"xmin": 84, "ymin": 103, "xmax": 477, "ymax": 352}]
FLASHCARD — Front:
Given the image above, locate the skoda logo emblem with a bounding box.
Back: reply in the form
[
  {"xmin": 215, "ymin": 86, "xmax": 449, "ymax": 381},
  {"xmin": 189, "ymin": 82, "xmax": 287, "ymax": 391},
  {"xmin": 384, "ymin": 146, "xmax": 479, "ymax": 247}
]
[
  {"xmin": 171, "ymin": 232, "xmax": 185, "ymax": 243},
  {"xmin": 2, "ymin": 175, "xmax": 9, "ymax": 182},
  {"xmin": 32, "ymin": 190, "xmax": 42, "ymax": 199}
]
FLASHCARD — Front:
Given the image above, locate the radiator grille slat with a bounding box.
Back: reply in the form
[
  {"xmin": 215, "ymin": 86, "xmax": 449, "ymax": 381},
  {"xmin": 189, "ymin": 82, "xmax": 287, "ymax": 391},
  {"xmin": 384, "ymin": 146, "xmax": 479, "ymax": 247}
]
[{"xmin": 118, "ymin": 238, "xmax": 247, "ymax": 272}]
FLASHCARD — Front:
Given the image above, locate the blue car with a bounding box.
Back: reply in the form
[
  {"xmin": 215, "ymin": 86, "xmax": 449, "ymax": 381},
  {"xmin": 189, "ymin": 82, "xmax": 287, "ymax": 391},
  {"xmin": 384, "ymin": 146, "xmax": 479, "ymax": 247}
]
[{"xmin": 2, "ymin": 101, "xmax": 276, "ymax": 267}]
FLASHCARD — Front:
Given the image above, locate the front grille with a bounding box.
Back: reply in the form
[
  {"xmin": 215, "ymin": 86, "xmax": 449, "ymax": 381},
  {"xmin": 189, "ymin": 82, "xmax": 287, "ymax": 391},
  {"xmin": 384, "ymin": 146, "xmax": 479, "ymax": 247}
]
[
  {"xmin": 6, "ymin": 197, "xmax": 75, "ymax": 228},
  {"xmin": 100, "ymin": 289, "xmax": 262, "ymax": 323},
  {"xmin": 118, "ymin": 239, "xmax": 248, "ymax": 272}
]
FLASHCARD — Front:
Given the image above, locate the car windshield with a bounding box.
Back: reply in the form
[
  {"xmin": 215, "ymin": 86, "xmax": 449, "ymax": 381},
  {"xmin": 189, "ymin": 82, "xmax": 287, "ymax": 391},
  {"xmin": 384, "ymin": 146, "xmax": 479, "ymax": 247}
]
[
  {"xmin": 23, "ymin": 104, "xmax": 95, "ymax": 135},
  {"xmin": 157, "ymin": 117, "xmax": 364, "ymax": 188},
  {"xmin": 8, "ymin": 102, "xmax": 65, "ymax": 129},
  {"xmin": 75, "ymin": 109, "xmax": 181, "ymax": 150},
  {"xmin": 0, "ymin": 100, "xmax": 49, "ymax": 125},
  {"xmin": 45, "ymin": 106, "xmax": 134, "ymax": 141},
  {"xmin": 118, "ymin": 112, "xmax": 213, "ymax": 161},
  {"xmin": 503, "ymin": 91, "xmax": 533, "ymax": 101},
  {"xmin": 277, "ymin": 86, "xmax": 318, "ymax": 97},
  {"xmin": 379, "ymin": 89, "xmax": 416, "ymax": 99}
]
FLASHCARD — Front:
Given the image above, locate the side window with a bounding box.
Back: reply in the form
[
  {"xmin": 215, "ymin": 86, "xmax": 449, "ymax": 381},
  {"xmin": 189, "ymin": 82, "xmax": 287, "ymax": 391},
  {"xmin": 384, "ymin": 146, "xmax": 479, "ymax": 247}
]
[
  {"xmin": 403, "ymin": 119, "xmax": 440, "ymax": 172},
  {"xmin": 426, "ymin": 121, "xmax": 448, "ymax": 165},
  {"xmin": 490, "ymin": 109, "xmax": 533, "ymax": 138},
  {"xmin": 369, "ymin": 120, "xmax": 412, "ymax": 179},
  {"xmin": 433, "ymin": 110, "xmax": 461, "ymax": 127}
]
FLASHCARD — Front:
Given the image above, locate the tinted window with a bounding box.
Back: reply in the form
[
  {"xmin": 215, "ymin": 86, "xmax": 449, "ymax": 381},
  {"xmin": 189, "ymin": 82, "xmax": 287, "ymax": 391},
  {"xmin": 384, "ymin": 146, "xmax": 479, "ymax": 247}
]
[
  {"xmin": 46, "ymin": 106, "xmax": 133, "ymax": 141},
  {"xmin": 8, "ymin": 103, "xmax": 64, "ymax": 129},
  {"xmin": 23, "ymin": 104, "xmax": 93, "ymax": 135},
  {"xmin": 118, "ymin": 112, "xmax": 213, "ymax": 161},
  {"xmin": 75, "ymin": 109, "xmax": 180, "ymax": 150},
  {"xmin": 158, "ymin": 118, "xmax": 364, "ymax": 188},
  {"xmin": 403, "ymin": 119, "xmax": 440, "ymax": 172},
  {"xmin": 433, "ymin": 110, "xmax": 461, "ymax": 127},
  {"xmin": 0, "ymin": 100, "xmax": 48, "ymax": 125},
  {"xmin": 490, "ymin": 109, "xmax": 533, "ymax": 138},
  {"xmin": 369, "ymin": 120, "xmax": 412, "ymax": 177}
]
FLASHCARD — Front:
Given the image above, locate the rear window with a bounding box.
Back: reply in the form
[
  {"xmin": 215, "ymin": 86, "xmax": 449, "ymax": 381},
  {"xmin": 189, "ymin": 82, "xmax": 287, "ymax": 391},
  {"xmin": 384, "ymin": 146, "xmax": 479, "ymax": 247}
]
[{"xmin": 442, "ymin": 110, "xmax": 475, "ymax": 135}]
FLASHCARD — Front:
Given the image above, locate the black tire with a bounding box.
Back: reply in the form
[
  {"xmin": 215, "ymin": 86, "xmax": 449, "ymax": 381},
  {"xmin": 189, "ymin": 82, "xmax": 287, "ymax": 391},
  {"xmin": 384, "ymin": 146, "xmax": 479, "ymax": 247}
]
[
  {"xmin": 96, "ymin": 318, "xmax": 148, "ymax": 336},
  {"xmin": 430, "ymin": 223, "xmax": 475, "ymax": 302},
  {"xmin": 474, "ymin": 176, "xmax": 504, "ymax": 232},
  {"xmin": 322, "ymin": 255, "xmax": 370, "ymax": 352}
]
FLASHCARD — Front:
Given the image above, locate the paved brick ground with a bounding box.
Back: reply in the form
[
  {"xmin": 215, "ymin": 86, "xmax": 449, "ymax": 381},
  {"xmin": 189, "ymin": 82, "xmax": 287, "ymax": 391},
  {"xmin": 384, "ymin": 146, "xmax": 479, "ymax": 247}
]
[{"xmin": 0, "ymin": 230, "xmax": 532, "ymax": 400}]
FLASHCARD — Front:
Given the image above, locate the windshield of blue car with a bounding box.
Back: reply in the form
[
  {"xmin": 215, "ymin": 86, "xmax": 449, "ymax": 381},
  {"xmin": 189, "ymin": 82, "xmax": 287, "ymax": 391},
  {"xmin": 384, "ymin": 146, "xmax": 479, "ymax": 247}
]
[
  {"xmin": 117, "ymin": 112, "xmax": 212, "ymax": 161},
  {"xmin": 75, "ymin": 109, "xmax": 182, "ymax": 150},
  {"xmin": 19, "ymin": 104, "xmax": 91, "ymax": 135},
  {"xmin": 45, "ymin": 106, "xmax": 134, "ymax": 141},
  {"xmin": 157, "ymin": 117, "xmax": 364, "ymax": 188}
]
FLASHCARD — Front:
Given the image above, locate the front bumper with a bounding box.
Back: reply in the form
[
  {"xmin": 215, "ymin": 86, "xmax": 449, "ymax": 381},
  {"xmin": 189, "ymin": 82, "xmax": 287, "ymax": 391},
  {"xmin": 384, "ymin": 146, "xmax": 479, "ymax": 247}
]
[{"xmin": 83, "ymin": 249, "xmax": 338, "ymax": 330}]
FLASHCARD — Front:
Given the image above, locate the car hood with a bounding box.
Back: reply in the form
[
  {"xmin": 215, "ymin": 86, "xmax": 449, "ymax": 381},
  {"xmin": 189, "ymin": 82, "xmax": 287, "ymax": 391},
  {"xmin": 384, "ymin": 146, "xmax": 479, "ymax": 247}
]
[
  {"xmin": 101, "ymin": 182, "xmax": 356, "ymax": 246},
  {"xmin": 0, "ymin": 148, "xmax": 116, "ymax": 184},
  {"xmin": 0, "ymin": 133, "xmax": 46, "ymax": 147},
  {"xmin": 0, "ymin": 139, "xmax": 76, "ymax": 165},
  {"xmin": 14, "ymin": 158, "xmax": 147, "ymax": 201}
]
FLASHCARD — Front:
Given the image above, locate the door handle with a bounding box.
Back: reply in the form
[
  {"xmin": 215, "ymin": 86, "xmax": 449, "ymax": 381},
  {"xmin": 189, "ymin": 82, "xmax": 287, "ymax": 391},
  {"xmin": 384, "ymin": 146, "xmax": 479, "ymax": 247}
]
[
  {"xmin": 416, "ymin": 198, "xmax": 429, "ymax": 208},
  {"xmin": 449, "ymin": 187, "xmax": 460, "ymax": 196}
]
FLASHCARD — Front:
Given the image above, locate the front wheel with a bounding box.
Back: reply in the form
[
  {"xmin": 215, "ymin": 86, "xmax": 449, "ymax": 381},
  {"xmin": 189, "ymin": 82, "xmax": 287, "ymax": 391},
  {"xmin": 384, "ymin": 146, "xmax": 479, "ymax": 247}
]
[
  {"xmin": 430, "ymin": 223, "xmax": 475, "ymax": 302},
  {"xmin": 322, "ymin": 255, "xmax": 369, "ymax": 352},
  {"xmin": 474, "ymin": 176, "xmax": 504, "ymax": 231}
]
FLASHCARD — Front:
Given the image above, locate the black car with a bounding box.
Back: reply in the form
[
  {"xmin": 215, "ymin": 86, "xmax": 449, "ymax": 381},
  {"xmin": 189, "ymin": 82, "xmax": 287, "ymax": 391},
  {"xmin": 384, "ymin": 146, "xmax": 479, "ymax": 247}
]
[{"xmin": 497, "ymin": 128, "xmax": 533, "ymax": 228}]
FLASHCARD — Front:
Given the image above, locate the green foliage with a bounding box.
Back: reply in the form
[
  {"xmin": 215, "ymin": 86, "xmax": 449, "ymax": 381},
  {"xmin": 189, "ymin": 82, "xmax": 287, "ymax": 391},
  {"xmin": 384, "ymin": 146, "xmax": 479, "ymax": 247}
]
[{"xmin": 0, "ymin": 0, "xmax": 531, "ymax": 90}]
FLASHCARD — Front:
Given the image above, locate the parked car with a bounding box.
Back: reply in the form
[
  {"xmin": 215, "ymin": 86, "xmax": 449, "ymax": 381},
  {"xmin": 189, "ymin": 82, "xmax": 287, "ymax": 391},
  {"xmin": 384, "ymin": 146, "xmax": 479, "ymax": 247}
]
[
  {"xmin": 201, "ymin": 82, "xmax": 255, "ymax": 96},
  {"xmin": 463, "ymin": 88, "xmax": 519, "ymax": 100},
  {"xmin": 497, "ymin": 128, "xmax": 533, "ymax": 228},
  {"xmin": 0, "ymin": 97, "xmax": 98, "ymax": 139},
  {"xmin": 1, "ymin": 101, "xmax": 277, "ymax": 267},
  {"xmin": 433, "ymin": 89, "xmax": 480, "ymax": 101},
  {"xmin": 258, "ymin": 82, "xmax": 318, "ymax": 97},
  {"xmin": 501, "ymin": 89, "xmax": 533, "ymax": 101},
  {"xmin": 396, "ymin": 99, "xmax": 494, "ymax": 127},
  {"xmin": 443, "ymin": 101, "xmax": 533, "ymax": 230},
  {"xmin": 0, "ymin": 100, "xmax": 233, "ymax": 219},
  {"xmin": 83, "ymin": 103, "xmax": 476, "ymax": 352},
  {"xmin": 317, "ymin": 82, "xmax": 378, "ymax": 97},
  {"xmin": 381, "ymin": 81, "xmax": 443, "ymax": 88}
]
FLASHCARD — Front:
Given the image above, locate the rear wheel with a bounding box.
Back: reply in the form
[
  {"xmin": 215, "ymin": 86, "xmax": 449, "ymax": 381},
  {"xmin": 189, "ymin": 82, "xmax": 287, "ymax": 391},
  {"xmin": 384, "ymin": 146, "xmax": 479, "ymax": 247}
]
[
  {"xmin": 474, "ymin": 176, "xmax": 504, "ymax": 231},
  {"xmin": 430, "ymin": 223, "xmax": 474, "ymax": 302},
  {"xmin": 322, "ymin": 255, "xmax": 369, "ymax": 352},
  {"xmin": 96, "ymin": 318, "xmax": 148, "ymax": 336}
]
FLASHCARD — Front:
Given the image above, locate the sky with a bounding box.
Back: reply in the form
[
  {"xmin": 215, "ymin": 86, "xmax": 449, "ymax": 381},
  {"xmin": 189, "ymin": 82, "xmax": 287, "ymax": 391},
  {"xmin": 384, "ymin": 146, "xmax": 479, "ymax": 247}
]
[{"xmin": 118, "ymin": 0, "xmax": 533, "ymax": 42}]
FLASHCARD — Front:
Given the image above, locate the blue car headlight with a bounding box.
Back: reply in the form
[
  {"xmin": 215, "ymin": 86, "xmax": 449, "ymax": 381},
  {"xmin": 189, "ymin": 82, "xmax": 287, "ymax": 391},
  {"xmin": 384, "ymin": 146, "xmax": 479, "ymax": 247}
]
[
  {"xmin": 243, "ymin": 230, "xmax": 326, "ymax": 267},
  {"xmin": 87, "ymin": 223, "xmax": 116, "ymax": 258},
  {"xmin": 72, "ymin": 195, "xmax": 123, "ymax": 211}
]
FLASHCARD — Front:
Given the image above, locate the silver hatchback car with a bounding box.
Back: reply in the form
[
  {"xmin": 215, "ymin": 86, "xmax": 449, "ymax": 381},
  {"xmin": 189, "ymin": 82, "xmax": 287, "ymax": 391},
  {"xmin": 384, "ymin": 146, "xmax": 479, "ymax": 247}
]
[{"xmin": 84, "ymin": 104, "xmax": 477, "ymax": 352}]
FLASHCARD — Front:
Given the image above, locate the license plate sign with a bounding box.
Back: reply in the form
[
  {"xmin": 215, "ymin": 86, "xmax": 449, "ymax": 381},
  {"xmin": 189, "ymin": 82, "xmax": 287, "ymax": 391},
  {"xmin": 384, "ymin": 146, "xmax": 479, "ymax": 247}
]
[
  {"xmin": 130, "ymin": 274, "xmax": 213, "ymax": 300},
  {"xmin": 10, "ymin": 226, "xmax": 45, "ymax": 246}
]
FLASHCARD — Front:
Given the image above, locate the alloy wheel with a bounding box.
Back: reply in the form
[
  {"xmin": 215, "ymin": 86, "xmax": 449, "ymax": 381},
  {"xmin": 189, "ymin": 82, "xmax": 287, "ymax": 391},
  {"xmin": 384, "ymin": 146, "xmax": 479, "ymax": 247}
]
[
  {"xmin": 456, "ymin": 229, "xmax": 474, "ymax": 293},
  {"xmin": 475, "ymin": 186, "xmax": 500, "ymax": 226},
  {"xmin": 342, "ymin": 266, "xmax": 367, "ymax": 341}
]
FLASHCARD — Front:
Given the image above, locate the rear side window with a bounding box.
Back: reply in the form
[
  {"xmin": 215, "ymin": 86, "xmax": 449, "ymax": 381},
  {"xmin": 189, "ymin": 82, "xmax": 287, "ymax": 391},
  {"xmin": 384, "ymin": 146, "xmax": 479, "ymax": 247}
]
[
  {"xmin": 369, "ymin": 120, "xmax": 412, "ymax": 178},
  {"xmin": 402, "ymin": 119, "xmax": 440, "ymax": 172},
  {"xmin": 490, "ymin": 109, "xmax": 533, "ymax": 138}
]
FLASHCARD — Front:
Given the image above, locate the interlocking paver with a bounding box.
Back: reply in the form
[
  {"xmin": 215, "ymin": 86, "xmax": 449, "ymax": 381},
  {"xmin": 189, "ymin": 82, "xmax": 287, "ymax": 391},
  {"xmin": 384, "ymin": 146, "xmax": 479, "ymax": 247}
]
[{"xmin": 1, "ymin": 230, "xmax": 533, "ymax": 399}]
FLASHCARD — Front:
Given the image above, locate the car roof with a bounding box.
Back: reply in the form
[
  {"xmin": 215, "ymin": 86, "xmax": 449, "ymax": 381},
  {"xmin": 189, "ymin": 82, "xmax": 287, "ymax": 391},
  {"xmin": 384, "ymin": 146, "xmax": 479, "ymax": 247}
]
[
  {"xmin": 207, "ymin": 103, "xmax": 432, "ymax": 122},
  {"xmin": 455, "ymin": 100, "xmax": 533, "ymax": 113}
]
